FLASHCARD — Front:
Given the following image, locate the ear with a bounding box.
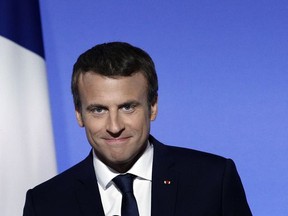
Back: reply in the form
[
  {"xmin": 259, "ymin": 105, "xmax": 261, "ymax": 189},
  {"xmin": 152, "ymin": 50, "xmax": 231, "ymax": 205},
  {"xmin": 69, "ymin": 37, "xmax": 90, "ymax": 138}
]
[
  {"xmin": 75, "ymin": 109, "xmax": 84, "ymax": 127},
  {"xmin": 150, "ymin": 97, "xmax": 158, "ymax": 121}
]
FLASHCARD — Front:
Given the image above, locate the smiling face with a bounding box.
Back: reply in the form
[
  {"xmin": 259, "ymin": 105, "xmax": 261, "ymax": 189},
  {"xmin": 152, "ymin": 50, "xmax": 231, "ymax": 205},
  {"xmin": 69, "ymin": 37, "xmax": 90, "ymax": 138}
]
[{"xmin": 76, "ymin": 72, "xmax": 158, "ymax": 173}]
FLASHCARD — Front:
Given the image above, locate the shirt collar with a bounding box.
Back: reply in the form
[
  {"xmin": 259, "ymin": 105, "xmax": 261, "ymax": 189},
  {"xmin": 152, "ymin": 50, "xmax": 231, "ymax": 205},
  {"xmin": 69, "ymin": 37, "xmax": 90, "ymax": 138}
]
[{"xmin": 93, "ymin": 141, "xmax": 154, "ymax": 190}]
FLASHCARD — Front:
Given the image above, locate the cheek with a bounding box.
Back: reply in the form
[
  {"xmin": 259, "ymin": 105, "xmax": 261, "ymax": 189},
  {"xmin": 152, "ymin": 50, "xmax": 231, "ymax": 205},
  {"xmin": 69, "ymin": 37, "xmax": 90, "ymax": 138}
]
[
  {"xmin": 84, "ymin": 118, "xmax": 105, "ymax": 135},
  {"xmin": 128, "ymin": 113, "xmax": 151, "ymax": 132}
]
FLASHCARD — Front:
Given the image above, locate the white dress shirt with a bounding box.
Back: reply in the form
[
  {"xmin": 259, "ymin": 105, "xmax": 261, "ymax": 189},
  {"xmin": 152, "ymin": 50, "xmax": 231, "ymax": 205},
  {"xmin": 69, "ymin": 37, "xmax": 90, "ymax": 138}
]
[{"xmin": 93, "ymin": 142, "xmax": 153, "ymax": 216}]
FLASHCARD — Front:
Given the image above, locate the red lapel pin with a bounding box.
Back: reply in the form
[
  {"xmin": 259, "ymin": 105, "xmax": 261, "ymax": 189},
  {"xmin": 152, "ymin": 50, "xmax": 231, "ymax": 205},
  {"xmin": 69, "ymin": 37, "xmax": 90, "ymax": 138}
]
[{"xmin": 164, "ymin": 180, "xmax": 171, "ymax": 185}]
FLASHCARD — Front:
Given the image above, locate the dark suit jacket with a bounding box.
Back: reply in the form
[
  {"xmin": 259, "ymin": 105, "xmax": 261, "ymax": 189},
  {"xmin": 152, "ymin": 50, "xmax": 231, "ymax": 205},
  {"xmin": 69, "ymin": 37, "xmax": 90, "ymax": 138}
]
[{"xmin": 23, "ymin": 136, "xmax": 252, "ymax": 215}]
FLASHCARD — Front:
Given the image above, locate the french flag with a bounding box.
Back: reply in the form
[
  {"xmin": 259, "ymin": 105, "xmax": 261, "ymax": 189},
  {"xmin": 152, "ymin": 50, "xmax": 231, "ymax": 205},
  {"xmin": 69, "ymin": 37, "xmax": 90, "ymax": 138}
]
[{"xmin": 0, "ymin": 0, "xmax": 57, "ymax": 215}]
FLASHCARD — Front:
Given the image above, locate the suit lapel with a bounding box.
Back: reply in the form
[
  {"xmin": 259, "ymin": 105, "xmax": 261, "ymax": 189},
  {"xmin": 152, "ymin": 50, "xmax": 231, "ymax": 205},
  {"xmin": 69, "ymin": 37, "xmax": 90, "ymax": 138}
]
[
  {"xmin": 72, "ymin": 138, "xmax": 180, "ymax": 216},
  {"xmin": 74, "ymin": 152, "xmax": 105, "ymax": 216},
  {"xmin": 150, "ymin": 137, "xmax": 179, "ymax": 216}
]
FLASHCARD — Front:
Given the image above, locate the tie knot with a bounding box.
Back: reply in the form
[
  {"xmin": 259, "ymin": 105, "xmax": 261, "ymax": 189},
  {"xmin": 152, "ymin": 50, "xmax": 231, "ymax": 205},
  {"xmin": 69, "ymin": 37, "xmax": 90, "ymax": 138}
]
[{"xmin": 113, "ymin": 173, "xmax": 136, "ymax": 194}]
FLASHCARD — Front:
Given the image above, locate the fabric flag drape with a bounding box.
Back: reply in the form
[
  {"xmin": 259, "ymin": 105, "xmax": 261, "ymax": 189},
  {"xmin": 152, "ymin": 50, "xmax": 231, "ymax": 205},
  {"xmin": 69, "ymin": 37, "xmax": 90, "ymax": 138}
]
[{"xmin": 0, "ymin": 0, "xmax": 57, "ymax": 215}]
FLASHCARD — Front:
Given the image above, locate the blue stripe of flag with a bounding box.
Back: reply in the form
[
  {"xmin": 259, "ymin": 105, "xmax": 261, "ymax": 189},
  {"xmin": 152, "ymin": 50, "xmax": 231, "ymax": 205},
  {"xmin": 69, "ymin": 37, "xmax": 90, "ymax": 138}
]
[{"xmin": 0, "ymin": 0, "xmax": 45, "ymax": 58}]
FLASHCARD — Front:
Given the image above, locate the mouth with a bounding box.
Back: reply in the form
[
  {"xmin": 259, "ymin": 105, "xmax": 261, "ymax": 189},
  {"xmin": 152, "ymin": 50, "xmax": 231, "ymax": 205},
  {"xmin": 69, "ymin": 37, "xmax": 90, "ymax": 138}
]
[{"xmin": 103, "ymin": 136, "xmax": 131, "ymax": 145}]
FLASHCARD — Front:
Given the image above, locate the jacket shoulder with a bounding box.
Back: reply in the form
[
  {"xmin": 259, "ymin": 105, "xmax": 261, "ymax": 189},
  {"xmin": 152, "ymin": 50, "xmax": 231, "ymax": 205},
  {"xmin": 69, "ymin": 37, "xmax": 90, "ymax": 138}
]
[
  {"xmin": 31, "ymin": 152, "xmax": 94, "ymax": 193},
  {"xmin": 151, "ymin": 136, "xmax": 229, "ymax": 168}
]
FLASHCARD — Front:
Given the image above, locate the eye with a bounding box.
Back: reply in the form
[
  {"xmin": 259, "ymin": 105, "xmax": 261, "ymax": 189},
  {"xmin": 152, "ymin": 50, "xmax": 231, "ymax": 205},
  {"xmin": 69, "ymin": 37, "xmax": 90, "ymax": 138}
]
[
  {"xmin": 90, "ymin": 106, "xmax": 107, "ymax": 115},
  {"xmin": 121, "ymin": 104, "xmax": 136, "ymax": 113}
]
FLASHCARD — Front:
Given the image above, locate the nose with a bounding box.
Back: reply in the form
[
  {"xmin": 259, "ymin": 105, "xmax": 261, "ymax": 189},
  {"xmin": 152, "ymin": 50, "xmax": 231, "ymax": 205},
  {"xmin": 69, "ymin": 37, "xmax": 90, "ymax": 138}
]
[{"xmin": 106, "ymin": 111, "xmax": 124, "ymax": 136}]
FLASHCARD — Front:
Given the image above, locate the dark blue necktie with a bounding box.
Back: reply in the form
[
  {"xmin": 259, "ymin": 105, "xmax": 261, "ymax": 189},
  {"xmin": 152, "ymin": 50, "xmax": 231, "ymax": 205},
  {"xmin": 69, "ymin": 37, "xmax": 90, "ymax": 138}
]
[{"xmin": 113, "ymin": 174, "xmax": 140, "ymax": 216}]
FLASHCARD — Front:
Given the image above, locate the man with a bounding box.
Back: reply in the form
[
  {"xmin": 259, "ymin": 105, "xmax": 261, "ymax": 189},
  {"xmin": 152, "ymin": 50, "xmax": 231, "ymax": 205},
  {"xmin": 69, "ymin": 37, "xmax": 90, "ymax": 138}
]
[{"xmin": 23, "ymin": 42, "xmax": 252, "ymax": 215}]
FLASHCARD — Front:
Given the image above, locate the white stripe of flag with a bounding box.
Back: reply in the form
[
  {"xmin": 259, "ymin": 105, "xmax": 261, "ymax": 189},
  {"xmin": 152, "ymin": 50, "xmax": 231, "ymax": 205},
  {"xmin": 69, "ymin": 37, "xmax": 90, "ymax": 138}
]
[{"xmin": 0, "ymin": 1, "xmax": 57, "ymax": 215}]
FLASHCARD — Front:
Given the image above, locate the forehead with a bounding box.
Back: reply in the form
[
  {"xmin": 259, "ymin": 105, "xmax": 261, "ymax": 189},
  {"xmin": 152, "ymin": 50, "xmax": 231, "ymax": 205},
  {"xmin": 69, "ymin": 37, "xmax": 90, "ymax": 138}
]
[{"xmin": 78, "ymin": 72, "xmax": 148, "ymax": 104}]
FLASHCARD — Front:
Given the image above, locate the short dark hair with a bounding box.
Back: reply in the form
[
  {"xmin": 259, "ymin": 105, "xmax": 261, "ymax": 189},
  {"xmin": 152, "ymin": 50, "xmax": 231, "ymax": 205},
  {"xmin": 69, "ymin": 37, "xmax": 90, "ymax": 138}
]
[{"xmin": 71, "ymin": 42, "xmax": 158, "ymax": 111}]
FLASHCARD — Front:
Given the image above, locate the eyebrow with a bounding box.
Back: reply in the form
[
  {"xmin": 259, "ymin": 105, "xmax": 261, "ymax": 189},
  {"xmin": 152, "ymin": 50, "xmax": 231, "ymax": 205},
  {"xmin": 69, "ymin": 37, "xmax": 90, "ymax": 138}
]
[
  {"xmin": 86, "ymin": 104, "xmax": 107, "ymax": 111},
  {"xmin": 119, "ymin": 100, "xmax": 141, "ymax": 108},
  {"xmin": 85, "ymin": 100, "xmax": 141, "ymax": 111}
]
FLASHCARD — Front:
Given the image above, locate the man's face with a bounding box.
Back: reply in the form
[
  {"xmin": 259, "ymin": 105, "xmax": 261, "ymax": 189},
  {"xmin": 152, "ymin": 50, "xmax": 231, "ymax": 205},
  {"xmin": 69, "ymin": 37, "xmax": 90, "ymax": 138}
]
[{"xmin": 76, "ymin": 72, "xmax": 158, "ymax": 172}]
